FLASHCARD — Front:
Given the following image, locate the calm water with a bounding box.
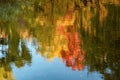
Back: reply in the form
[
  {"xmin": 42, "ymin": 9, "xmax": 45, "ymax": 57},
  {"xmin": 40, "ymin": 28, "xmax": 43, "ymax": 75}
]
[{"xmin": 0, "ymin": 0, "xmax": 120, "ymax": 80}]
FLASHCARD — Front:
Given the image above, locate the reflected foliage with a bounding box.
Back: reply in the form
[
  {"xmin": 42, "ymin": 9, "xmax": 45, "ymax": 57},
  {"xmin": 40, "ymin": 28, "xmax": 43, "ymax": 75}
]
[
  {"xmin": 56, "ymin": 9, "xmax": 85, "ymax": 71},
  {"xmin": 79, "ymin": 3, "xmax": 120, "ymax": 80},
  {"xmin": 0, "ymin": 0, "xmax": 120, "ymax": 80}
]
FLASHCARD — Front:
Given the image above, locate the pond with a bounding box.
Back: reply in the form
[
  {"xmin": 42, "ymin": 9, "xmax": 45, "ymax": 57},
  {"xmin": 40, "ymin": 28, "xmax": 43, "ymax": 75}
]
[{"xmin": 0, "ymin": 0, "xmax": 120, "ymax": 80}]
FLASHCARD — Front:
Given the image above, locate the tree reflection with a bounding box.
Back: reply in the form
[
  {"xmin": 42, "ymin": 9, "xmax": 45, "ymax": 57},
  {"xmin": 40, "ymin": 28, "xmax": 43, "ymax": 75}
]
[
  {"xmin": 0, "ymin": 0, "xmax": 120, "ymax": 80},
  {"xmin": 79, "ymin": 3, "xmax": 120, "ymax": 80},
  {"xmin": 0, "ymin": 25, "xmax": 32, "ymax": 80},
  {"xmin": 56, "ymin": 4, "xmax": 86, "ymax": 70}
]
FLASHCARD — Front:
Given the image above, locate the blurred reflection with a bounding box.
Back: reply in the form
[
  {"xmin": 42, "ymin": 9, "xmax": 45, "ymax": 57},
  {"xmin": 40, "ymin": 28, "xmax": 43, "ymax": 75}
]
[
  {"xmin": 0, "ymin": 28, "xmax": 32, "ymax": 80},
  {"xmin": 0, "ymin": 67, "xmax": 14, "ymax": 80},
  {"xmin": 79, "ymin": 2, "xmax": 120, "ymax": 80},
  {"xmin": 56, "ymin": 5, "xmax": 85, "ymax": 71},
  {"xmin": 0, "ymin": 0, "xmax": 120, "ymax": 80}
]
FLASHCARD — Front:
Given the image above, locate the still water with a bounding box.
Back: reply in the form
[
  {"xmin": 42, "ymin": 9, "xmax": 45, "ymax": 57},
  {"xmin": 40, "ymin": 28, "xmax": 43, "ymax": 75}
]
[{"xmin": 0, "ymin": 0, "xmax": 120, "ymax": 80}]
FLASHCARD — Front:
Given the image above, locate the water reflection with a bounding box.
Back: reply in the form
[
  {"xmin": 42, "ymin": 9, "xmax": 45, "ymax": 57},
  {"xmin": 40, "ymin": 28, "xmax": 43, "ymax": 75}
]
[
  {"xmin": 0, "ymin": 0, "xmax": 120, "ymax": 80},
  {"xmin": 0, "ymin": 26, "xmax": 32, "ymax": 80},
  {"xmin": 56, "ymin": 9, "xmax": 85, "ymax": 70}
]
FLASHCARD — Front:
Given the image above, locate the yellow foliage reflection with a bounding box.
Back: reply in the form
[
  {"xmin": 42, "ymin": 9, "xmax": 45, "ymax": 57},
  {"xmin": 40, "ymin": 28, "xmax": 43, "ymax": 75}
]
[{"xmin": 0, "ymin": 67, "xmax": 14, "ymax": 80}]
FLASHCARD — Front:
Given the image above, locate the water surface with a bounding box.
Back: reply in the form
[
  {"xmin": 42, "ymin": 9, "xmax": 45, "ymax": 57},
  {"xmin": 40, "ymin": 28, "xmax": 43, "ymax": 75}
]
[{"xmin": 0, "ymin": 0, "xmax": 120, "ymax": 80}]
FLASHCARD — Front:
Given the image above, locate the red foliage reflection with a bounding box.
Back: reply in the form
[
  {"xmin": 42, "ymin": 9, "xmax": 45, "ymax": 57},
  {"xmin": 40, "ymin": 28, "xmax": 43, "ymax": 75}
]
[{"xmin": 57, "ymin": 10, "xmax": 85, "ymax": 71}]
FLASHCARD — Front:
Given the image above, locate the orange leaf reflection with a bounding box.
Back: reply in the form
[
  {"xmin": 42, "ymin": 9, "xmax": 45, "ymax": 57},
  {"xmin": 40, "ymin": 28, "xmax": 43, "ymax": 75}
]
[{"xmin": 57, "ymin": 9, "xmax": 85, "ymax": 71}]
